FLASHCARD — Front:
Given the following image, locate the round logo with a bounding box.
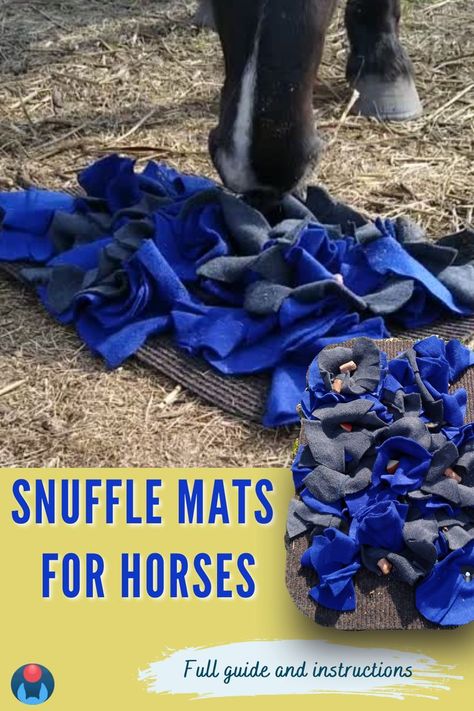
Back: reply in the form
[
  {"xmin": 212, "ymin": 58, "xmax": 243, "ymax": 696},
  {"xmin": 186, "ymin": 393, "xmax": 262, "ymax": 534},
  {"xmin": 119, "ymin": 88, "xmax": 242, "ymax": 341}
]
[{"xmin": 11, "ymin": 664, "xmax": 55, "ymax": 705}]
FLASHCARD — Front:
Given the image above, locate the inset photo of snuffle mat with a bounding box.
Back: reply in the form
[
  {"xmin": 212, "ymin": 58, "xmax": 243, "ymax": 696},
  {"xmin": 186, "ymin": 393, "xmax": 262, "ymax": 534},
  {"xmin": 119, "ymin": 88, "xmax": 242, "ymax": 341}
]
[{"xmin": 287, "ymin": 336, "xmax": 474, "ymax": 630}]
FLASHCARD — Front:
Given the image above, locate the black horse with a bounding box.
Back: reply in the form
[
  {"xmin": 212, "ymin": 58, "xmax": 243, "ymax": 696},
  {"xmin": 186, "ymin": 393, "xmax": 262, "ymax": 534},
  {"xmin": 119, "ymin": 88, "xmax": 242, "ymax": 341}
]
[{"xmin": 195, "ymin": 0, "xmax": 421, "ymax": 196}]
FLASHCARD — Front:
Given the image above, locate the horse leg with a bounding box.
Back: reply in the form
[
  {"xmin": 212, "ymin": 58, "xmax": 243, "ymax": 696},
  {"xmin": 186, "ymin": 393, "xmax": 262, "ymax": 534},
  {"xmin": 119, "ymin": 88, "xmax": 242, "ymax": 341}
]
[
  {"xmin": 345, "ymin": 0, "xmax": 421, "ymax": 120},
  {"xmin": 193, "ymin": 0, "xmax": 216, "ymax": 30}
]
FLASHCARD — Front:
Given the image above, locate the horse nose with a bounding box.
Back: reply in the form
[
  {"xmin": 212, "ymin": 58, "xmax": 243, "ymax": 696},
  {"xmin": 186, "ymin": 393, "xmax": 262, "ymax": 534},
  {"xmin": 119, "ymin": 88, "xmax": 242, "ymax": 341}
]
[
  {"xmin": 209, "ymin": 124, "xmax": 320, "ymax": 197},
  {"xmin": 212, "ymin": 153, "xmax": 259, "ymax": 194},
  {"xmin": 208, "ymin": 128, "xmax": 261, "ymax": 195}
]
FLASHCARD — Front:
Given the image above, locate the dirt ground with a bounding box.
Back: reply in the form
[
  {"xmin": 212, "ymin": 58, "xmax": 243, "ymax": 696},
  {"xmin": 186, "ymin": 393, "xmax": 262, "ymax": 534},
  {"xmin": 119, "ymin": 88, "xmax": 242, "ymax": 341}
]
[{"xmin": 0, "ymin": 0, "xmax": 473, "ymax": 467}]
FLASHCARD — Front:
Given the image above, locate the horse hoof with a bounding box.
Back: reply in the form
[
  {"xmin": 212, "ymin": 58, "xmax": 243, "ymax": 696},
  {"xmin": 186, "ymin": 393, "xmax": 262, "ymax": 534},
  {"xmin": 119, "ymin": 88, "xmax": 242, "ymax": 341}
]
[{"xmin": 351, "ymin": 74, "xmax": 422, "ymax": 122}]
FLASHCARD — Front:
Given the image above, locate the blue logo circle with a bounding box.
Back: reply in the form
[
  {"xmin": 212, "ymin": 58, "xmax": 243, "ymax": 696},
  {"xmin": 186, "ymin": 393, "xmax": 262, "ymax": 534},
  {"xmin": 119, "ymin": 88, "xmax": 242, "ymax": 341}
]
[{"xmin": 11, "ymin": 664, "xmax": 55, "ymax": 705}]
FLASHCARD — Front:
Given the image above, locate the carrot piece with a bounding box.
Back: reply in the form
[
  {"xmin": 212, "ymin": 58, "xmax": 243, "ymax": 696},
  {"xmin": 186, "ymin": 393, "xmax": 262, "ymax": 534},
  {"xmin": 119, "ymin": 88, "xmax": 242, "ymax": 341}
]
[
  {"xmin": 444, "ymin": 467, "xmax": 462, "ymax": 483},
  {"xmin": 340, "ymin": 360, "xmax": 357, "ymax": 374},
  {"xmin": 377, "ymin": 558, "xmax": 393, "ymax": 575},
  {"xmin": 386, "ymin": 459, "xmax": 399, "ymax": 474}
]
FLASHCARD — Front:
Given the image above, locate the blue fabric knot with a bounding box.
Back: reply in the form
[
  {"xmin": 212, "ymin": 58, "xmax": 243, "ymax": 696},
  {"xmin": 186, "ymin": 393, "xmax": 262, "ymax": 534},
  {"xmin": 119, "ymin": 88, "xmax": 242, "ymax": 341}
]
[
  {"xmin": 388, "ymin": 337, "xmax": 474, "ymax": 427},
  {"xmin": 415, "ymin": 541, "xmax": 474, "ymax": 626},
  {"xmin": 67, "ymin": 239, "xmax": 189, "ymax": 367},
  {"xmin": 301, "ymin": 528, "xmax": 361, "ymax": 611},
  {"xmin": 304, "ymin": 338, "xmax": 389, "ymax": 416},
  {"xmin": 350, "ymin": 500, "xmax": 408, "ymax": 551},
  {"xmin": 372, "ymin": 437, "xmax": 432, "ymax": 493}
]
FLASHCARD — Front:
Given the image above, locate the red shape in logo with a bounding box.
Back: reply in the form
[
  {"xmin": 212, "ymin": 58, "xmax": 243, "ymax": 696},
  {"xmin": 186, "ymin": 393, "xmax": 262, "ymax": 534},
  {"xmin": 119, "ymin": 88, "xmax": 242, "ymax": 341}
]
[{"xmin": 23, "ymin": 665, "xmax": 42, "ymax": 684}]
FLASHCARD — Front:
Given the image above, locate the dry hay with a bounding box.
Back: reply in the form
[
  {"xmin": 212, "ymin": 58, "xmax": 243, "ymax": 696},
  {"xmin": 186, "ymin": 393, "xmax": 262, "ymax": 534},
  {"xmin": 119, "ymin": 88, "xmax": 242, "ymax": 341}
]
[{"xmin": 0, "ymin": 0, "xmax": 473, "ymax": 467}]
